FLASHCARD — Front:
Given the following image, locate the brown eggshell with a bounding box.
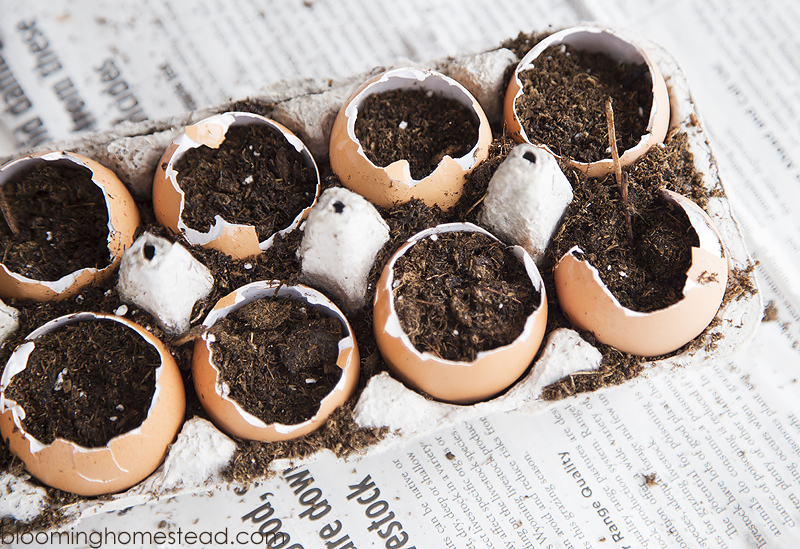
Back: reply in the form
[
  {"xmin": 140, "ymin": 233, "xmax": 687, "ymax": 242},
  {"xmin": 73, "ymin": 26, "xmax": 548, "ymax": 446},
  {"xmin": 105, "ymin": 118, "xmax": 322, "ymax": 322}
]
[
  {"xmin": 0, "ymin": 313, "xmax": 185, "ymax": 496},
  {"xmin": 193, "ymin": 281, "xmax": 360, "ymax": 441},
  {"xmin": 504, "ymin": 26, "xmax": 670, "ymax": 178},
  {"xmin": 329, "ymin": 67, "xmax": 492, "ymax": 210},
  {"xmin": 0, "ymin": 151, "xmax": 140, "ymax": 302},
  {"xmin": 554, "ymin": 190, "xmax": 728, "ymax": 357},
  {"xmin": 373, "ymin": 223, "xmax": 548, "ymax": 404},
  {"xmin": 153, "ymin": 112, "xmax": 320, "ymax": 260}
]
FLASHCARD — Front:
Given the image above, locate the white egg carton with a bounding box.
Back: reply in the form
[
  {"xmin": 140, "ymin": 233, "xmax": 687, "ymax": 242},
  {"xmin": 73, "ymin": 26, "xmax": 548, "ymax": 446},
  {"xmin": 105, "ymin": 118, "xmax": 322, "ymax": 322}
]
[{"xmin": 0, "ymin": 26, "xmax": 761, "ymax": 528}]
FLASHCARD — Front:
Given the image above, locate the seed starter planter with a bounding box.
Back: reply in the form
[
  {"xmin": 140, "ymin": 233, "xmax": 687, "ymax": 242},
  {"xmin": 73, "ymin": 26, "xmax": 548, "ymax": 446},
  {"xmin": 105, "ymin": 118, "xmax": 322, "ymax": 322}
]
[
  {"xmin": 373, "ymin": 223, "xmax": 547, "ymax": 404},
  {"xmin": 504, "ymin": 26, "xmax": 670, "ymax": 178},
  {"xmin": 153, "ymin": 112, "xmax": 320, "ymax": 260},
  {"xmin": 330, "ymin": 67, "xmax": 492, "ymax": 210},
  {"xmin": 554, "ymin": 189, "xmax": 729, "ymax": 356},
  {"xmin": 0, "ymin": 313, "xmax": 185, "ymax": 496},
  {"xmin": 192, "ymin": 281, "xmax": 360, "ymax": 441},
  {"xmin": 0, "ymin": 151, "xmax": 140, "ymax": 302}
]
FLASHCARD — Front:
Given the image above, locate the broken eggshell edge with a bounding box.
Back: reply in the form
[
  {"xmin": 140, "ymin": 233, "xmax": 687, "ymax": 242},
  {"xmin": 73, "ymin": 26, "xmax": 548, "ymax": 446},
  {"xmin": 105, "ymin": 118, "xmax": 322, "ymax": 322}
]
[
  {"xmin": 329, "ymin": 67, "xmax": 492, "ymax": 211},
  {"xmin": 0, "ymin": 151, "xmax": 141, "ymax": 302},
  {"xmin": 192, "ymin": 281, "xmax": 360, "ymax": 442},
  {"xmin": 0, "ymin": 312, "xmax": 185, "ymax": 496},
  {"xmin": 373, "ymin": 222, "xmax": 548, "ymax": 405},
  {"xmin": 503, "ymin": 25, "xmax": 670, "ymax": 178},
  {"xmin": 554, "ymin": 190, "xmax": 728, "ymax": 357},
  {"xmin": 152, "ymin": 112, "xmax": 321, "ymax": 260}
]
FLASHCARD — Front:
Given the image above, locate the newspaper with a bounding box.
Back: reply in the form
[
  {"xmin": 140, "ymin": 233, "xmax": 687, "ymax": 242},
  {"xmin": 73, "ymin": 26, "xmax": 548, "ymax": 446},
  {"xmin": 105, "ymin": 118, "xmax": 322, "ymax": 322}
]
[{"xmin": 1, "ymin": 0, "xmax": 799, "ymax": 548}]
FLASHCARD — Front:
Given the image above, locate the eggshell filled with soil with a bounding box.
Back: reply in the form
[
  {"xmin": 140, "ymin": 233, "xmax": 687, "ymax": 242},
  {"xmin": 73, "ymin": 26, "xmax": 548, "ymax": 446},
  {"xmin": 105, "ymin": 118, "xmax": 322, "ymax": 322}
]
[
  {"xmin": 329, "ymin": 67, "xmax": 492, "ymax": 210},
  {"xmin": 152, "ymin": 112, "xmax": 320, "ymax": 260},
  {"xmin": 373, "ymin": 223, "xmax": 548, "ymax": 404},
  {"xmin": 504, "ymin": 26, "xmax": 670, "ymax": 178},
  {"xmin": 0, "ymin": 313, "xmax": 185, "ymax": 496},
  {"xmin": 0, "ymin": 151, "xmax": 140, "ymax": 302},
  {"xmin": 554, "ymin": 190, "xmax": 728, "ymax": 357},
  {"xmin": 192, "ymin": 281, "xmax": 359, "ymax": 441}
]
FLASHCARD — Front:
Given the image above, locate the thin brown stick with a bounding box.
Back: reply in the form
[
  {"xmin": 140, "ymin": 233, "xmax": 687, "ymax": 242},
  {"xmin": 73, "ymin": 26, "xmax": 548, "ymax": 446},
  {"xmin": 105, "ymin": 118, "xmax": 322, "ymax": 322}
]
[
  {"xmin": 605, "ymin": 97, "xmax": 633, "ymax": 243},
  {"xmin": 0, "ymin": 186, "xmax": 19, "ymax": 237}
]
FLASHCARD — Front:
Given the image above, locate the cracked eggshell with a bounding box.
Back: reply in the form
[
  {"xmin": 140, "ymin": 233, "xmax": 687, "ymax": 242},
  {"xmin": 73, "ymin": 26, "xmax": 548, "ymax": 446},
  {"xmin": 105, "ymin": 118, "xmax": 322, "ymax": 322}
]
[
  {"xmin": 329, "ymin": 67, "xmax": 492, "ymax": 210},
  {"xmin": 0, "ymin": 151, "xmax": 140, "ymax": 302},
  {"xmin": 373, "ymin": 223, "xmax": 548, "ymax": 404},
  {"xmin": 504, "ymin": 26, "xmax": 670, "ymax": 178},
  {"xmin": 193, "ymin": 281, "xmax": 359, "ymax": 441},
  {"xmin": 554, "ymin": 190, "xmax": 728, "ymax": 357},
  {"xmin": 152, "ymin": 112, "xmax": 320, "ymax": 260},
  {"xmin": 0, "ymin": 313, "xmax": 185, "ymax": 496}
]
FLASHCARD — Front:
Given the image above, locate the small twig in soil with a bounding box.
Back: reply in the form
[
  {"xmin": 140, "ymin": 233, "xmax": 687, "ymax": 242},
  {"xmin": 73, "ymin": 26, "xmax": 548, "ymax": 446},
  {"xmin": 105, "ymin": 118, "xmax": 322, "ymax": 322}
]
[
  {"xmin": 464, "ymin": 194, "xmax": 487, "ymax": 217},
  {"xmin": 480, "ymin": 286, "xmax": 522, "ymax": 305},
  {"xmin": 170, "ymin": 325, "xmax": 206, "ymax": 346},
  {"xmin": 0, "ymin": 187, "xmax": 20, "ymax": 237},
  {"xmin": 605, "ymin": 97, "xmax": 633, "ymax": 243}
]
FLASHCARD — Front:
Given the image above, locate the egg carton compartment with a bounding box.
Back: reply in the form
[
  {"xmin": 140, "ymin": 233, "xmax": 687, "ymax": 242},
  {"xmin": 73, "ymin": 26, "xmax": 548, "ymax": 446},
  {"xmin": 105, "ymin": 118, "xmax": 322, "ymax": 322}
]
[{"xmin": 0, "ymin": 26, "xmax": 761, "ymax": 529}]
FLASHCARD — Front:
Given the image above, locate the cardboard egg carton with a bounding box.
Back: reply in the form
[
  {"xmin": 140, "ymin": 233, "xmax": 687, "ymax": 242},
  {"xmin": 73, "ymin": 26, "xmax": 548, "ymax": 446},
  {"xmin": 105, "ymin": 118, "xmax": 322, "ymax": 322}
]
[{"xmin": 0, "ymin": 26, "xmax": 761, "ymax": 528}]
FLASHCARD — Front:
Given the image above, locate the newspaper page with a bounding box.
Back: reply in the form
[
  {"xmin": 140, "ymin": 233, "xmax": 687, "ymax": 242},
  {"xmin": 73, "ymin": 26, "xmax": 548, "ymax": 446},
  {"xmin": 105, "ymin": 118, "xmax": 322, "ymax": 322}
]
[
  {"xmin": 1, "ymin": 1, "xmax": 800, "ymax": 548},
  {"xmin": 0, "ymin": 0, "xmax": 581, "ymax": 155}
]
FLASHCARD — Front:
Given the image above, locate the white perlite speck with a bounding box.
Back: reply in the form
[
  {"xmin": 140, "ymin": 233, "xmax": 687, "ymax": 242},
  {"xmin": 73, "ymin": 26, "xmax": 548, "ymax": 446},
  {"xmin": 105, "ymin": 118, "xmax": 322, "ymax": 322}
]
[
  {"xmin": 117, "ymin": 233, "xmax": 214, "ymax": 335},
  {"xmin": 298, "ymin": 187, "xmax": 389, "ymax": 311},
  {"xmin": 0, "ymin": 299, "xmax": 19, "ymax": 345},
  {"xmin": 479, "ymin": 144, "xmax": 573, "ymax": 264}
]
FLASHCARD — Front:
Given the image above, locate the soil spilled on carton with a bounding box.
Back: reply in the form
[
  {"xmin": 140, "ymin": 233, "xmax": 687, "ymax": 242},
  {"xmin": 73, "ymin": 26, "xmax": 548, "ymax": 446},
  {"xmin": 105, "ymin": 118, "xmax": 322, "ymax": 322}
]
[
  {"xmin": 0, "ymin": 163, "xmax": 111, "ymax": 281},
  {"xmin": 174, "ymin": 123, "xmax": 317, "ymax": 241},
  {"xmin": 208, "ymin": 297, "xmax": 343, "ymax": 426},
  {"xmin": 3, "ymin": 319, "xmax": 160, "ymax": 448},
  {"xmin": 355, "ymin": 88, "xmax": 480, "ymax": 179},
  {"xmin": 392, "ymin": 230, "xmax": 537, "ymax": 361}
]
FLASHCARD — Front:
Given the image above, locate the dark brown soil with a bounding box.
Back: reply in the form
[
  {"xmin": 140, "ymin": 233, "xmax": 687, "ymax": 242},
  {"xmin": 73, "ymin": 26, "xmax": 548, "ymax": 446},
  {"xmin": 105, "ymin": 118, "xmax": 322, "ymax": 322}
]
[
  {"xmin": 354, "ymin": 88, "xmax": 479, "ymax": 179},
  {"xmin": 549, "ymin": 170, "xmax": 698, "ymax": 312},
  {"xmin": 209, "ymin": 297, "xmax": 343, "ymax": 425},
  {"xmin": 515, "ymin": 44, "xmax": 652, "ymax": 163},
  {"xmin": 393, "ymin": 231, "xmax": 538, "ymax": 361},
  {"xmin": 3, "ymin": 319, "xmax": 159, "ymax": 448},
  {"xmin": 174, "ymin": 123, "xmax": 317, "ymax": 241},
  {"xmin": 0, "ymin": 163, "xmax": 111, "ymax": 281}
]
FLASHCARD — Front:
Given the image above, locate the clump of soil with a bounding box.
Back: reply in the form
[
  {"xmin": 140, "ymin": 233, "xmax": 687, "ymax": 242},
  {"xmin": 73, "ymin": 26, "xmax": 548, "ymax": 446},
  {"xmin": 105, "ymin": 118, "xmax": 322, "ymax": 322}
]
[
  {"xmin": 3, "ymin": 319, "xmax": 160, "ymax": 448},
  {"xmin": 0, "ymin": 163, "xmax": 111, "ymax": 281},
  {"xmin": 175, "ymin": 123, "xmax": 317, "ymax": 241},
  {"xmin": 392, "ymin": 231, "xmax": 538, "ymax": 361},
  {"xmin": 515, "ymin": 44, "xmax": 653, "ymax": 163},
  {"xmin": 355, "ymin": 88, "xmax": 480, "ymax": 180},
  {"xmin": 541, "ymin": 342, "xmax": 644, "ymax": 401},
  {"xmin": 209, "ymin": 297, "xmax": 344, "ymax": 426}
]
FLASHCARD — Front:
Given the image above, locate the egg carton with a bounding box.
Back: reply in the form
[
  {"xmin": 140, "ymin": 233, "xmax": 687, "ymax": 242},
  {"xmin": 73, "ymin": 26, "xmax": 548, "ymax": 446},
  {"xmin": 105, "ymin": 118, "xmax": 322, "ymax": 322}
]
[{"xmin": 0, "ymin": 26, "xmax": 761, "ymax": 527}]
